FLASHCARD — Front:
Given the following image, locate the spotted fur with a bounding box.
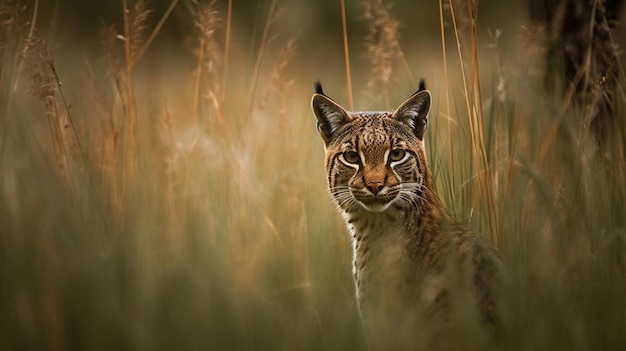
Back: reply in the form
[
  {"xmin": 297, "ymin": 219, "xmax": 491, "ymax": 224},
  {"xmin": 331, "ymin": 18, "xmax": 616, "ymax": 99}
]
[{"xmin": 312, "ymin": 81, "xmax": 501, "ymax": 348}]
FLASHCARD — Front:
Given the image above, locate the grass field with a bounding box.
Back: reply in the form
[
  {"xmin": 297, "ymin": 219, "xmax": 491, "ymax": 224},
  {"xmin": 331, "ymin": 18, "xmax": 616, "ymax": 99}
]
[{"xmin": 1, "ymin": 0, "xmax": 625, "ymax": 350}]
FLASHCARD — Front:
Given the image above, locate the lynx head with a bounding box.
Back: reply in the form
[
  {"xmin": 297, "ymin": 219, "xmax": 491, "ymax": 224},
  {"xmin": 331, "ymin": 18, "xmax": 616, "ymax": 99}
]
[{"xmin": 311, "ymin": 81, "xmax": 432, "ymax": 214}]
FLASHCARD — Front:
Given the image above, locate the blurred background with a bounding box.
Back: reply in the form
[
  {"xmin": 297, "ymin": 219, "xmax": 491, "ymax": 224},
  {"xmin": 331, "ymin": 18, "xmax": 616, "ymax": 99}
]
[
  {"xmin": 2, "ymin": 0, "xmax": 625, "ymax": 350},
  {"xmin": 35, "ymin": 0, "xmax": 534, "ymax": 97}
]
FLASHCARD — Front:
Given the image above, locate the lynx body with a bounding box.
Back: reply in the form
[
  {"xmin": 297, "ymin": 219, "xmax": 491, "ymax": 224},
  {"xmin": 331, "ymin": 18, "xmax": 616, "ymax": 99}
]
[{"xmin": 311, "ymin": 81, "xmax": 501, "ymax": 349}]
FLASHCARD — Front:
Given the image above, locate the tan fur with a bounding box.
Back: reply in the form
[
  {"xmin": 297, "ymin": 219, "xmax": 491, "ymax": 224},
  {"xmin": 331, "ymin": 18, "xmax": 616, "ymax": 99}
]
[{"xmin": 312, "ymin": 83, "xmax": 501, "ymax": 349}]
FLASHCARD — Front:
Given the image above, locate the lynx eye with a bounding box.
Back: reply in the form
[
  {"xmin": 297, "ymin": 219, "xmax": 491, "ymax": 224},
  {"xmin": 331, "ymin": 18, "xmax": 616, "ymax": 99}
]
[
  {"xmin": 389, "ymin": 149, "xmax": 406, "ymax": 162},
  {"xmin": 343, "ymin": 151, "xmax": 361, "ymax": 164}
]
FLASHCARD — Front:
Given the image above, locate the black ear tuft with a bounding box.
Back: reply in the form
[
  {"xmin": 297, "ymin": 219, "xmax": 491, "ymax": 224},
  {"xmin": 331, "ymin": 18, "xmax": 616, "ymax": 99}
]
[
  {"xmin": 410, "ymin": 79, "xmax": 426, "ymax": 96},
  {"xmin": 314, "ymin": 81, "xmax": 325, "ymax": 95},
  {"xmin": 312, "ymin": 90, "xmax": 352, "ymax": 146},
  {"xmin": 418, "ymin": 79, "xmax": 426, "ymax": 92}
]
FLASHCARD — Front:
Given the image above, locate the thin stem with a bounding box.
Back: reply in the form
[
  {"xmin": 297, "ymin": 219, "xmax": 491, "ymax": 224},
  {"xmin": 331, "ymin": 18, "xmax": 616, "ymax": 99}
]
[
  {"xmin": 135, "ymin": 0, "xmax": 180, "ymax": 64},
  {"xmin": 221, "ymin": 0, "xmax": 233, "ymax": 104},
  {"xmin": 468, "ymin": 2, "xmax": 497, "ymax": 245},
  {"xmin": 1, "ymin": 0, "xmax": 39, "ymax": 168},
  {"xmin": 438, "ymin": 0, "xmax": 454, "ymax": 210},
  {"xmin": 51, "ymin": 62, "xmax": 111, "ymax": 233},
  {"xmin": 245, "ymin": 0, "xmax": 277, "ymax": 114},
  {"xmin": 192, "ymin": 38, "xmax": 205, "ymax": 125},
  {"xmin": 448, "ymin": 0, "xmax": 475, "ymax": 211},
  {"xmin": 122, "ymin": 0, "xmax": 136, "ymax": 222},
  {"xmin": 340, "ymin": 0, "xmax": 354, "ymax": 111}
]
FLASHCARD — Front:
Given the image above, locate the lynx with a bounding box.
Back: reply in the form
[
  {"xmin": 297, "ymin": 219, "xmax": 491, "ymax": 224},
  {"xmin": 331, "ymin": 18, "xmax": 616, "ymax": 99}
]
[{"xmin": 311, "ymin": 81, "xmax": 501, "ymax": 349}]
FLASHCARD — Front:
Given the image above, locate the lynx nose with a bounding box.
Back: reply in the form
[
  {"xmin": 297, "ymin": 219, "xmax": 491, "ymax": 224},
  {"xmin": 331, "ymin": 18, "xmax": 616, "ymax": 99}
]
[{"xmin": 366, "ymin": 182, "xmax": 384, "ymax": 195}]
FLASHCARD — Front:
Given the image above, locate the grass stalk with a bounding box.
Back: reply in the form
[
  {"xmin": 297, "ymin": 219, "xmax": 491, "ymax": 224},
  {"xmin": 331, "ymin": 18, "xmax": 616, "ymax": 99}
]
[
  {"xmin": 221, "ymin": 0, "xmax": 233, "ymax": 105},
  {"xmin": 0, "ymin": 0, "xmax": 39, "ymax": 167},
  {"xmin": 184, "ymin": 32, "xmax": 206, "ymax": 229},
  {"xmin": 135, "ymin": 0, "xmax": 179, "ymax": 64},
  {"xmin": 191, "ymin": 38, "xmax": 204, "ymax": 124},
  {"xmin": 438, "ymin": 0, "xmax": 455, "ymax": 213},
  {"xmin": 467, "ymin": 2, "xmax": 498, "ymax": 245},
  {"xmin": 447, "ymin": 0, "xmax": 476, "ymax": 215},
  {"xmin": 122, "ymin": 0, "xmax": 136, "ymax": 210},
  {"xmin": 245, "ymin": 0, "xmax": 278, "ymax": 114},
  {"xmin": 45, "ymin": 84, "xmax": 70, "ymax": 194},
  {"xmin": 448, "ymin": 0, "xmax": 497, "ymax": 243},
  {"xmin": 340, "ymin": 0, "xmax": 354, "ymax": 110},
  {"xmin": 50, "ymin": 60, "xmax": 111, "ymax": 233}
]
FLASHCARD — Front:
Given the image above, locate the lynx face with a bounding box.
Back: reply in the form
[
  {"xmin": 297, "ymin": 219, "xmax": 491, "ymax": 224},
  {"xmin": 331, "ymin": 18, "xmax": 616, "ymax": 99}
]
[{"xmin": 312, "ymin": 83, "xmax": 432, "ymax": 214}]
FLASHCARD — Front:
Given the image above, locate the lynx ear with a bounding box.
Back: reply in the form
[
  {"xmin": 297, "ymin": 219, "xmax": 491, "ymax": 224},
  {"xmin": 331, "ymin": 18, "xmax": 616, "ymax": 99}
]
[
  {"xmin": 392, "ymin": 90, "xmax": 431, "ymax": 140},
  {"xmin": 312, "ymin": 87, "xmax": 352, "ymax": 146}
]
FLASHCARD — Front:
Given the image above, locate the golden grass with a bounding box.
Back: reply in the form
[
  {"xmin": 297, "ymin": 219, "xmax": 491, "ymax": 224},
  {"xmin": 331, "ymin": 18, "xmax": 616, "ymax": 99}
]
[
  {"xmin": 340, "ymin": 0, "xmax": 354, "ymax": 110},
  {"xmin": 448, "ymin": 0, "xmax": 500, "ymax": 246},
  {"xmin": 0, "ymin": 0, "xmax": 625, "ymax": 350}
]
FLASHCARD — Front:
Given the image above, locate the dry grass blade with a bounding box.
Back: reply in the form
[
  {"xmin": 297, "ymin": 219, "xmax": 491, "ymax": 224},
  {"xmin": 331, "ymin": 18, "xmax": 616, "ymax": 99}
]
[
  {"xmin": 182, "ymin": 0, "xmax": 223, "ymax": 225},
  {"xmin": 448, "ymin": 0, "xmax": 497, "ymax": 244},
  {"xmin": 245, "ymin": 0, "xmax": 279, "ymax": 114},
  {"xmin": 134, "ymin": 0, "xmax": 179, "ymax": 64},
  {"xmin": 221, "ymin": 0, "xmax": 233, "ymax": 103},
  {"xmin": 0, "ymin": 0, "xmax": 32, "ymax": 55},
  {"xmin": 23, "ymin": 31, "xmax": 70, "ymax": 193},
  {"xmin": 22, "ymin": 29, "xmax": 106, "ymax": 232},
  {"xmin": 360, "ymin": 0, "xmax": 399, "ymax": 107},
  {"xmin": 1, "ymin": 0, "xmax": 38, "ymax": 164},
  {"xmin": 340, "ymin": 0, "xmax": 353, "ymax": 110},
  {"xmin": 360, "ymin": 0, "xmax": 416, "ymax": 108},
  {"xmin": 120, "ymin": 0, "xmax": 153, "ymax": 204},
  {"xmin": 438, "ymin": 0, "xmax": 454, "ymax": 204},
  {"xmin": 258, "ymin": 37, "xmax": 298, "ymax": 113},
  {"xmin": 127, "ymin": 0, "xmax": 152, "ymax": 65},
  {"xmin": 192, "ymin": 0, "xmax": 223, "ymax": 123}
]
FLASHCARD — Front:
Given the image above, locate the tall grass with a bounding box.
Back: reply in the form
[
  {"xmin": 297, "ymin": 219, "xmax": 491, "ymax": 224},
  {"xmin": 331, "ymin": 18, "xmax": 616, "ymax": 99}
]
[
  {"xmin": 435, "ymin": 1, "xmax": 626, "ymax": 350},
  {"xmin": 0, "ymin": 0, "xmax": 625, "ymax": 350}
]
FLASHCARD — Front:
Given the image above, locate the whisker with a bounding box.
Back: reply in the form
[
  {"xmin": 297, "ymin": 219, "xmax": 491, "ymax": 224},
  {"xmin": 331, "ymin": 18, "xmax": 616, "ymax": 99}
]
[
  {"xmin": 336, "ymin": 196, "xmax": 357, "ymax": 211},
  {"xmin": 398, "ymin": 181, "xmax": 436, "ymax": 209},
  {"xmin": 327, "ymin": 186, "xmax": 358, "ymax": 211},
  {"xmin": 399, "ymin": 192, "xmax": 420, "ymax": 209},
  {"xmin": 327, "ymin": 185, "xmax": 350, "ymax": 195}
]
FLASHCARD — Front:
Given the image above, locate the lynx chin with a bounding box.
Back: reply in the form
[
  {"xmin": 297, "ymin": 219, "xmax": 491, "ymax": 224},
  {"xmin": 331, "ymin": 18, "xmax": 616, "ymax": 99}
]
[{"xmin": 311, "ymin": 81, "xmax": 502, "ymax": 349}]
